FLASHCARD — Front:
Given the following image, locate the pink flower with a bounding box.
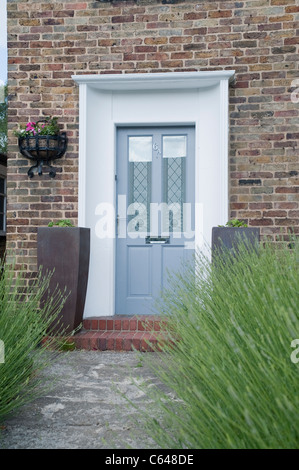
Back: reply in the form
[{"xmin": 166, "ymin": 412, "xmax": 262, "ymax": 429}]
[
  {"xmin": 26, "ymin": 121, "xmax": 36, "ymax": 131},
  {"xmin": 25, "ymin": 121, "xmax": 36, "ymax": 133}
]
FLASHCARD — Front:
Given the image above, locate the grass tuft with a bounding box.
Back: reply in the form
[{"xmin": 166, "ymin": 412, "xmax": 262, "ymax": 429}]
[
  {"xmin": 0, "ymin": 257, "xmax": 67, "ymax": 424},
  {"xmin": 135, "ymin": 236, "xmax": 299, "ymax": 449}
]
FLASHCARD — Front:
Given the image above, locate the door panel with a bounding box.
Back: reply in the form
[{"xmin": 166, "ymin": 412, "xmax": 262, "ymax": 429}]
[
  {"xmin": 116, "ymin": 126, "xmax": 195, "ymax": 315},
  {"xmin": 128, "ymin": 246, "xmax": 152, "ymax": 296},
  {"xmin": 162, "ymin": 245, "xmax": 187, "ymax": 292}
]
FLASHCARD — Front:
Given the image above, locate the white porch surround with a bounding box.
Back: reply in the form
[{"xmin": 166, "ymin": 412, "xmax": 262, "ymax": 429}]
[{"xmin": 72, "ymin": 71, "xmax": 235, "ymax": 318}]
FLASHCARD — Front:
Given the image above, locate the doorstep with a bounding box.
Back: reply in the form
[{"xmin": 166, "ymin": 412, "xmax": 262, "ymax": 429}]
[{"xmin": 72, "ymin": 315, "xmax": 168, "ymax": 352}]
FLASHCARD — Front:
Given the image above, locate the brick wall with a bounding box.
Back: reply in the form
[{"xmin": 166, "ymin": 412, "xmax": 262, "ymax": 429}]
[{"xmin": 6, "ymin": 0, "xmax": 299, "ymax": 271}]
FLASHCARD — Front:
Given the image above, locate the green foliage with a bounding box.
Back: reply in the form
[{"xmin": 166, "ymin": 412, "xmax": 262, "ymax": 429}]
[
  {"xmin": 54, "ymin": 338, "xmax": 76, "ymax": 351},
  {"xmin": 13, "ymin": 117, "xmax": 60, "ymax": 138},
  {"xmin": 48, "ymin": 219, "xmax": 74, "ymax": 227},
  {"xmin": 0, "ymin": 258, "xmax": 67, "ymax": 424},
  {"xmin": 135, "ymin": 237, "xmax": 299, "ymax": 448},
  {"xmin": 219, "ymin": 219, "xmax": 248, "ymax": 228},
  {"xmin": 0, "ymin": 84, "xmax": 7, "ymax": 154}
]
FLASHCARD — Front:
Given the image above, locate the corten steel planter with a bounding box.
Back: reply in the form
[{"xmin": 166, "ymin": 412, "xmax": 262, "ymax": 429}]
[
  {"xmin": 37, "ymin": 227, "xmax": 90, "ymax": 335},
  {"xmin": 211, "ymin": 227, "xmax": 260, "ymax": 262}
]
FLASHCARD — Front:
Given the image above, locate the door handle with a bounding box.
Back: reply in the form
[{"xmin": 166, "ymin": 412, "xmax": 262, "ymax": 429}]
[{"xmin": 145, "ymin": 236, "xmax": 170, "ymax": 244}]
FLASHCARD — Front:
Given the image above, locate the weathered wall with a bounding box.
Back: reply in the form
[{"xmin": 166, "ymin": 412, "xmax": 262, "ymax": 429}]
[{"xmin": 6, "ymin": 0, "xmax": 299, "ymax": 271}]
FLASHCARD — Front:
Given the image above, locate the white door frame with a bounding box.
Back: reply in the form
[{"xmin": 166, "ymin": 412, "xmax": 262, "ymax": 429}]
[{"xmin": 72, "ymin": 71, "xmax": 235, "ymax": 318}]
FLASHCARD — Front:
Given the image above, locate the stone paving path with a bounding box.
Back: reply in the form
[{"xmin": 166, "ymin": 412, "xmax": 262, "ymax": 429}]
[{"xmin": 0, "ymin": 350, "xmax": 164, "ymax": 449}]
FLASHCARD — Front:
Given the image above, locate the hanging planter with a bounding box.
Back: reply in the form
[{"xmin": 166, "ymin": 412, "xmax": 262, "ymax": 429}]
[{"xmin": 15, "ymin": 117, "xmax": 68, "ymax": 178}]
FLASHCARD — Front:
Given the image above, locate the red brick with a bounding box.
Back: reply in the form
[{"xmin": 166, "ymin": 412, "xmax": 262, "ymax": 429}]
[
  {"xmin": 285, "ymin": 6, "xmax": 299, "ymax": 13},
  {"xmin": 112, "ymin": 15, "xmax": 134, "ymax": 24},
  {"xmin": 275, "ymin": 218, "xmax": 299, "ymax": 226},
  {"xmin": 106, "ymin": 335, "xmax": 115, "ymax": 350},
  {"xmin": 123, "ymin": 336, "xmax": 133, "ymax": 352},
  {"xmin": 115, "ymin": 336, "xmax": 123, "ymax": 351},
  {"xmin": 129, "ymin": 319, "xmax": 137, "ymax": 331},
  {"xmin": 263, "ymin": 210, "xmax": 287, "ymax": 217},
  {"xmin": 249, "ymin": 219, "xmax": 274, "ymax": 226},
  {"xmin": 98, "ymin": 319, "xmax": 106, "ymax": 331},
  {"xmin": 276, "ymin": 187, "xmax": 299, "ymax": 193},
  {"xmin": 275, "ymin": 203, "xmax": 298, "ymax": 209},
  {"xmin": 138, "ymin": 319, "xmax": 146, "ymax": 331},
  {"xmin": 91, "ymin": 319, "xmax": 98, "ymax": 330},
  {"xmin": 289, "ymin": 211, "xmax": 299, "ymax": 218},
  {"xmin": 144, "ymin": 37, "xmax": 168, "ymax": 45},
  {"xmin": 132, "ymin": 337, "xmax": 141, "ymax": 351},
  {"xmin": 65, "ymin": 3, "xmax": 87, "ymax": 10},
  {"xmin": 122, "ymin": 319, "xmax": 130, "ymax": 330},
  {"xmin": 209, "ymin": 10, "xmax": 232, "ymax": 18},
  {"xmin": 231, "ymin": 203, "xmax": 247, "ymax": 210},
  {"xmin": 134, "ymin": 45, "xmax": 155, "ymax": 53},
  {"xmin": 184, "ymin": 12, "xmax": 207, "ymax": 20},
  {"xmin": 249, "ymin": 203, "xmax": 273, "ymax": 210},
  {"xmin": 83, "ymin": 319, "xmax": 91, "ymax": 330},
  {"xmin": 98, "ymin": 336, "xmax": 106, "ymax": 351},
  {"xmin": 114, "ymin": 319, "xmax": 122, "ymax": 330},
  {"xmin": 90, "ymin": 333, "xmax": 99, "ymax": 350}
]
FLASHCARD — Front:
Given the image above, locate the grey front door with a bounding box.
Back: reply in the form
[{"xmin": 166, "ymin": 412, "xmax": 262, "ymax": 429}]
[{"xmin": 116, "ymin": 126, "xmax": 195, "ymax": 315}]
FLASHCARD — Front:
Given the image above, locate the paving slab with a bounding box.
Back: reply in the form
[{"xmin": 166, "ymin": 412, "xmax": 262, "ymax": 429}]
[{"xmin": 0, "ymin": 350, "xmax": 164, "ymax": 449}]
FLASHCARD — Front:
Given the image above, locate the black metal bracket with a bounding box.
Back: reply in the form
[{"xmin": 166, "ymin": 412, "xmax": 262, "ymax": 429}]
[{"xmin": 28, "ymin": 160, "xmax": 63, "ymax": 179}]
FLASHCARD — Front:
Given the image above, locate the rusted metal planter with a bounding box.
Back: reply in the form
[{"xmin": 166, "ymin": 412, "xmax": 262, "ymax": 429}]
[
  {"xmin": 37, "ymin": 227, "xmax": 90, "ymax": 335},
  {"xmin": 211, "ymin": 227, "xmax": 260, "ymax": 261}
]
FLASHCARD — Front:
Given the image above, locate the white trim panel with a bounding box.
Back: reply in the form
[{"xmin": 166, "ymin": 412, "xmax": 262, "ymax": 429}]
[{"xmin": 73, "ymin": 71, "xmax": 235, "ymax": 317}]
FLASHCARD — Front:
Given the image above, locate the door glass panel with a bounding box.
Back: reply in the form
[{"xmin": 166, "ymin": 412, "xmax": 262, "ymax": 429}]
[
  {"xmin": 163, "ymin": 135, "xmax": 187, "ymax": 159},
  {"xmin": 128, "ymin": 136, "xmax": 152, "ymax": 234},
  {"xmin": 129, "ymin": 136, "xmax": 152, "ymax": 162},
  {"xmin": 163, "ymin": 135, "xmax": 186, "ymax": 233}
]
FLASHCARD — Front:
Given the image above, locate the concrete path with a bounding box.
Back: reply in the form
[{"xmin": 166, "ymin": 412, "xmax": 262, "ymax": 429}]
[{"xmin": 0, "ymin": 350, "xmax": 164, "ymax": 449}]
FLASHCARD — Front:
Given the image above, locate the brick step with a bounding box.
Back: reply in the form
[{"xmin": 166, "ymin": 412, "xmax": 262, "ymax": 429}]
[
  {"xmin": 82, "ymin": 315, "xmax": 165, "ymax": 333},
  {"xmin": 69, "ymin": 315, "xmax": 168, "ymax": 351},
  {"xmin": 72, "ymin": 329, "xmax": 166, "ymax": 352}
]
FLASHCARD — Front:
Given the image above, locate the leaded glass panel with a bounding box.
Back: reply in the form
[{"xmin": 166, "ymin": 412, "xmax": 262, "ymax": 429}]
[
  {"xmin": 162, "ymin": 135, "xmax": 186, "ymax": 232},
  {"xmin": 128, "ymin": 136, "xmax": 152, "ymax": 233}
]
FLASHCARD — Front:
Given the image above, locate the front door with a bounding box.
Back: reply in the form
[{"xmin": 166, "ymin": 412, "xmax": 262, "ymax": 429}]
[{"xmin": 116, "ymin": 126, "xmax": 195, "ymax": 315}]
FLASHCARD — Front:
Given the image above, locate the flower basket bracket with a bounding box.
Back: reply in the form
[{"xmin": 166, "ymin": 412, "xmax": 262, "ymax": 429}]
[{"xmin": 16, "ymin": 118, "xmax": 68, "ymax": 178}]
